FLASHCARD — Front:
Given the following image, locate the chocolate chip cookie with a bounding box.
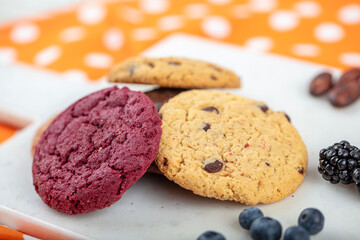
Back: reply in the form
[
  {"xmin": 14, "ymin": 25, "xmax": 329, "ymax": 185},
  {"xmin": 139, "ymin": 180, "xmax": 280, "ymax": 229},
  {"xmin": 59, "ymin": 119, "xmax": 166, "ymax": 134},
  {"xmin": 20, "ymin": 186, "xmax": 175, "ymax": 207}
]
[
  {"xmin": 109, "ymin": 57, "xmax": 241, "ymax": 88},
  {"xmin": 156, "ymin": 90, "xmax": 308, "ymax": 205}
]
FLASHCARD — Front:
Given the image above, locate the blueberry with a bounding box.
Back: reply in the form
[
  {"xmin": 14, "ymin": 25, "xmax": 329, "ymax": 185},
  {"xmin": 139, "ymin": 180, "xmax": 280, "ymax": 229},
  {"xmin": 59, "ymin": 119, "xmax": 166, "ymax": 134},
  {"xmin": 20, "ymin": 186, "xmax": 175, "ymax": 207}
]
[
  {"xmin": 197, "ymin": 231, "xmax": 226, "ymax": 240},
  {"xmin": 284, "ymin": 226, "xmax": 310, "ymax": 240},
  {"xmin": 298, "ymin": 208, "xmax": 324, "ymax": 235},
  {"xmin": 239, "ymin": 207, "xmax": 264, "ymax": 230},
  {"xmin": 250, "ymin": 217, "xmax": 282, "ymax": 240}
]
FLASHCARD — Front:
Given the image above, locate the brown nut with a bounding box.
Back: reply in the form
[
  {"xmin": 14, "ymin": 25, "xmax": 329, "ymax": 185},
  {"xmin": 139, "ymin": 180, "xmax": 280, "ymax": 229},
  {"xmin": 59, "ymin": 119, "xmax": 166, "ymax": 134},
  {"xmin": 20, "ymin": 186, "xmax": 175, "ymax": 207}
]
[
  {"xmin": 309, "ymin": 72, "xmax": 333, "ymax": 96},
  {"xmin": 338, "ymin": 68, "xmax": 360, "ymax": 86},
  {"xmin": 328, "ymin": 81, "xmax": 360, "ymax": 107}
]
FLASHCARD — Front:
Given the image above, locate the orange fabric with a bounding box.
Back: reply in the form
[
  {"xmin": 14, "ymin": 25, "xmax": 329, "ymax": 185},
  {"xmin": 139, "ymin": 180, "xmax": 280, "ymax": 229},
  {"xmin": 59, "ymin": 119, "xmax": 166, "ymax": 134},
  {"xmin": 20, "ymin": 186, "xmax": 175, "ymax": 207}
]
[
  {"xmin": 0, "ymin": 123, "xmax": 17, "ymax": 144},
  {"xmin": 0, "ymin": 225, "xmax": 24, "ymax": 240}
]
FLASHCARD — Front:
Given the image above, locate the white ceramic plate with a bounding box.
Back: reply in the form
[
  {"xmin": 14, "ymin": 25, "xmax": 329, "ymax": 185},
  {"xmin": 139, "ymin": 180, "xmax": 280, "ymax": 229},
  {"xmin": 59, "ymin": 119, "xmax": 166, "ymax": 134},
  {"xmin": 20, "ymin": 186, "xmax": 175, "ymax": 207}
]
[{"xmin": 0, "ymin": 34, "xmax": 359, "ymax": 240}]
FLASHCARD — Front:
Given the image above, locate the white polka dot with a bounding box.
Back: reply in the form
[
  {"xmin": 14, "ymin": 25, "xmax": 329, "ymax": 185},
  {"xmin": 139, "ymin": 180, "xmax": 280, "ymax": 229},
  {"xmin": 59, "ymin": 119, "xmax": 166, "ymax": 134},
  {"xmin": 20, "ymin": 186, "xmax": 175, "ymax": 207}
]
[
  {"xmin": 0, "ymin": 47, "xmax": 17, "ymax": 65},
  {"xmin": 269, "ymin": 10, "xmax": 299, "ymax": 31},
  {"xmin": 60, "ymin": 27, "xmax": 85, "ymax": 43},
  {"xmin": 315, "ymin": 22, "xmax": 344, "ymax": 43},
  {"xmin": 184, "ymin": 4, "xmax": 209, "ymax": 19},
  {"xmin": 132, "ymin": 28, "xmax": 157, "ymax": 41},
  {"xmin": 85, "ymin": 53, "xmax": 113, "ymax": 68},
  {"xmin": 119, "ymin": 6, "xmax": 143, "ymax": 24},
  {"xmin": 34, "ymin": 46, "xmax": 62, "ymax": 66},
  {"xmin": 340, "ymin": 53, "xmax": 360, "ymax": 67},
  {"xmin": 338, "ymin": 4, "xmax": 360, "ymax": 25},
  {"xmin": 202, "ymin": 16, "xmax": 231, "ymax": 39},
  {"xmin": 10, "ymin": 22, "xmax": 39, "ymax": 44},
  {"xmin": 232, "ymin": 5, "xmax": 251, "ymax": 19},
  {"xmin": 77, "ymin": 2, "xmax": 106, "ymax": 25},
  {"xmin": 244, "ymin": 37, "xmax": 273, "ymax": 52},
  {"xmin": 103, "ymin": 28, "xmax": 124, "ymax": 51},
  {"xmin": 63, "ymin": 70, "xmax": 89, "ymax": 83},
  {"xmin": 207, "ymin": 0, "xmax": 232, "ymax": 5},
  {"xmin": 158, "ymin": 15, "xmax": 183, "ymax": 31},
  {"xmin": 250, "ymin": 0, "xmax": 277, "ymax": 13},
  {"xmin": 292, "ymin": 44, "xmax": 320, "ymax": 57},
  {"xmin": 294, "ymin": 1, "xmax": 321, "ymax": 18},
  {"xmin": 140, "ymin": 0, "xmax": 169, "ymax": 14}
]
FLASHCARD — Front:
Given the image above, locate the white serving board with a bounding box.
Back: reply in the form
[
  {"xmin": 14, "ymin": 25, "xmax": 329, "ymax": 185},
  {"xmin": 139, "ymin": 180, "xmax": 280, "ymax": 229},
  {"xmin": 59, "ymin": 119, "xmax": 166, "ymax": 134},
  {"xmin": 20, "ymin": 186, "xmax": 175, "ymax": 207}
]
[{"xmin": 0, "ymin": 33, "xmax": 359, "ymax": 240}]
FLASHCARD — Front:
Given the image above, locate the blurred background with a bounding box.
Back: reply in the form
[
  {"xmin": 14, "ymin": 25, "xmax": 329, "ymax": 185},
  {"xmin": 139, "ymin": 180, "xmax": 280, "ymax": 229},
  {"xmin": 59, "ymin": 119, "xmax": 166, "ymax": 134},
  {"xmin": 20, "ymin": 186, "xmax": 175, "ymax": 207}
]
[{"xmin": 0, "ymin": 0, "xmax": 86, "ymax": 23}]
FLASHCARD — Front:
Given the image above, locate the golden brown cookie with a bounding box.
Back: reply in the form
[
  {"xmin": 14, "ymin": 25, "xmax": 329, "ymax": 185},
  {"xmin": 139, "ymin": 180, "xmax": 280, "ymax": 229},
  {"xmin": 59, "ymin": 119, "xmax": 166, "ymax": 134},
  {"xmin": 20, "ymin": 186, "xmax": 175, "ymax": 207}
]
[
  {"xmin": 155, "ymin": 90, "xmax": 308, "ymax": 205},
  {"xmin": 109, "ymin": 57, "xmax": 241, "ymax": 88}
]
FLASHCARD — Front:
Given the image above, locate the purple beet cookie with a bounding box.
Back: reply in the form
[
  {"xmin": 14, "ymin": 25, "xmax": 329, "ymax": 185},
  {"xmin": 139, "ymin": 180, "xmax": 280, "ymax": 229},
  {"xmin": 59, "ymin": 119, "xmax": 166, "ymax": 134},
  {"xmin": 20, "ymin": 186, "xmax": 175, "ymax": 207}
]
[{"xmin": 33, "ymin": 86, "xmax": 162, "ymax": 214}]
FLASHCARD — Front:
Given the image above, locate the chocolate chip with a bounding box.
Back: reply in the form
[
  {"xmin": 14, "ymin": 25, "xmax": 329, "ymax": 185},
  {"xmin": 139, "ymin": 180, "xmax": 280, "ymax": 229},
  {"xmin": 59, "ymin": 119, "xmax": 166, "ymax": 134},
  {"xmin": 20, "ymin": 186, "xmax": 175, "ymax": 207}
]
[
  {"xmin": 265, "ymin": 162, "xmax": 270, "ymax": 167},
  {"xmin": 202, "ymin": 123, "xmax": 211, "ymax": 132},
  {"xmin": 309, "ymin": 72, "xmax": 333, "ymax": 96},
  {"xmin": 202, "ymin": 106, "xmax": 219, "ymax": 114},
  {"xmin": 168, "ymin": 61, "xmax": 181, "ymax": 66},
  {"xmin": 298, "ymin": 167, "xmax": 304, "ymax": 174},
  {"xmin": 163, "ymin": 158, "xmax": 168, "ymax": 166},
  {"xmin": 159, "ymin": 113, "xmax": 163, "ymax": 119},
  {"xmin": 127, "ymin": 65, "xmax": 136, "ymax": 76},
  {"xmin": 257, "ymin": 104, "xmax": 268, "ymax": 113},
  {"xmin": 210, "ymin": 75, "xmax": 217, "ymax": 80},
  {"xmin": 147, "ymin": 62, "xmax": 155, "ymax": 68},
  {"xmin": 154, "ymin": 103, "xmax": 163, "ymax": 112},
  {"xmin": 338, "ymin": 68, "xmax": 360, "ymax": 86},
  {"xmin": 204, "ymin": 160, "xmax": 223, "ymax": 173}
]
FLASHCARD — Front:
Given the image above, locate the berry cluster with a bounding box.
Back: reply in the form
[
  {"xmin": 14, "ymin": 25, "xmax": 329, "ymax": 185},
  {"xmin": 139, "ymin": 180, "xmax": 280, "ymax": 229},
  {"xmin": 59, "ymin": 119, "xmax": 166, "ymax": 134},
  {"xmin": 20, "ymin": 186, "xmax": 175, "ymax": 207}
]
[
  {"xmin": 318, "ymin": 140, "xmax": 360, "ymax": 190},
  {"xmin": 197, "ymin": 207, "xmax": 324, "ymax": 240}
]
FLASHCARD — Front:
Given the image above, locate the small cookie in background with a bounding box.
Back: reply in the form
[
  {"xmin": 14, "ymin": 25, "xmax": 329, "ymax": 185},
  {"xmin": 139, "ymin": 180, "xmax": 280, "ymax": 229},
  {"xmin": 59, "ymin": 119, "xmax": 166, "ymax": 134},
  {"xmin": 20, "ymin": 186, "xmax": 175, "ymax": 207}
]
[
  {"xmin": 109, "ymin": 57, "xmax": 241, "ymax": 89},
  {"xmin": 33, "ymin": 86, "xmax": 162, "ymax": 214},
  {"xmin": 156, "ymin": 89, "xmax": 308, "ymax": 205}
]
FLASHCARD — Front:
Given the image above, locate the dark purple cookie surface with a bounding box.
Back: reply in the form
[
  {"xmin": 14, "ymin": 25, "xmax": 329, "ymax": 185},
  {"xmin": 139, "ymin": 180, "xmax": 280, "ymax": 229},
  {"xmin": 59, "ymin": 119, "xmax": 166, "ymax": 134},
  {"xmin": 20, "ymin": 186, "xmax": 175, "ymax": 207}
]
[{"xmin": 33, "ymin": 86, "xmax": 162, "ymax": 214}]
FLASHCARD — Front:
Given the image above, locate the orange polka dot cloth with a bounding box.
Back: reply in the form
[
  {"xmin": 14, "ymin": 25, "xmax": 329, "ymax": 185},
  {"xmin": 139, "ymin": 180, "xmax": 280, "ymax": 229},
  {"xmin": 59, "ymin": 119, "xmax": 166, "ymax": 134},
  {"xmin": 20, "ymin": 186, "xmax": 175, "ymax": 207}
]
[
  {"xmin": 0, "ymin": 0, "xmax": 360, "ymax": 144},
  {"xmin": 0, "ymin": 0, "xmax": 359, "ymax": 82}
]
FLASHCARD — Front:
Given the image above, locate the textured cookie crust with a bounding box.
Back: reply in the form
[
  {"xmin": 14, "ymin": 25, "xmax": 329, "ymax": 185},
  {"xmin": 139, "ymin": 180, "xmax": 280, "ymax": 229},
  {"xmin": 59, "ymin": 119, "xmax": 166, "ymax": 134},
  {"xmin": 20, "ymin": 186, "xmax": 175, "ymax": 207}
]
[
  {"xmin": 156, "ymin": 90, "xmax": 307, "ymax": 205},
  {"xmin": 109, "ymin": 57, "xmax": 241, "ymax": 88},
  {"xmin": 33, "ymin": 86, "xmax": 162, "ymax": 214}
]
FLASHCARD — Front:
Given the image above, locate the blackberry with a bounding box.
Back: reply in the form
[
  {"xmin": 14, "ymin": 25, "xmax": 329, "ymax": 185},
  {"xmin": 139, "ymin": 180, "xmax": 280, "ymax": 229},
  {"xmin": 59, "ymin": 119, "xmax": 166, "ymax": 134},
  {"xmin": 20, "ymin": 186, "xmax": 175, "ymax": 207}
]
[{"xmin": 318, "ymin": 140, "xmax": 360, "ymax": 185}]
